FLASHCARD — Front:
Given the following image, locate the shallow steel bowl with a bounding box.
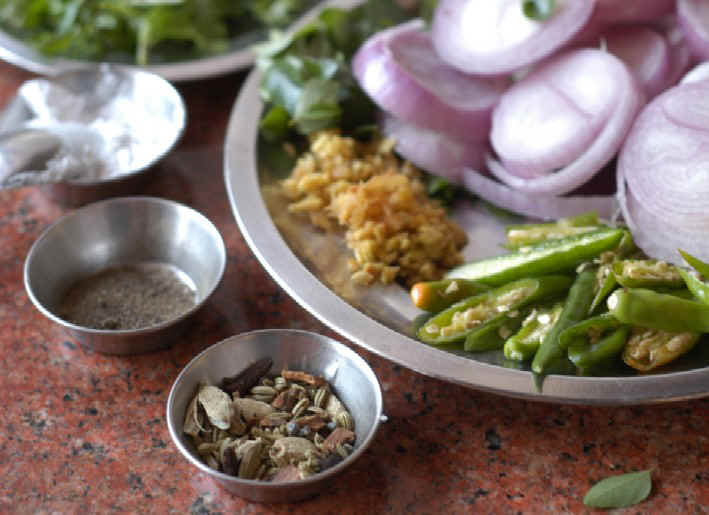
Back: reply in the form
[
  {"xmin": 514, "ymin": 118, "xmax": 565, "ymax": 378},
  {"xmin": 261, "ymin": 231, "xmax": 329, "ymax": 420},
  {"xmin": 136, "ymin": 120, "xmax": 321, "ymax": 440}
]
[
  {"xmin": 24, "ymin": 196, "xmax": 225, "ymax": 354},
  {"xmin": 166, "ymin": 329, "xmax": 384, "ymax": 503}
]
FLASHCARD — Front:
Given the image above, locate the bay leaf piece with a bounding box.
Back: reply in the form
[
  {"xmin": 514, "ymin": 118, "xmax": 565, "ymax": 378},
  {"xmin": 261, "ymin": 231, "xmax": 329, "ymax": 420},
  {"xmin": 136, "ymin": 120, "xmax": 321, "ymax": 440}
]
[
  {"xmin": 583, "ymin": 469, "xmax": 652, "ymax": 509},
  {"xmin": 198, "ymin": 385, "xmax": 233, "ymax": 430},
  {"xmin": 183, "ymin": 395, "xmax": 202, "ymax": 437}
]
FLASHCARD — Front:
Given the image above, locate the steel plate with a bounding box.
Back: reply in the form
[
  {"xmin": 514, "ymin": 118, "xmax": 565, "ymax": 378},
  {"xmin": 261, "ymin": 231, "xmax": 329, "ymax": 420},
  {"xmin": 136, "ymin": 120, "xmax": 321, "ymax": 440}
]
[{"xmin": 223, "ymin": 62, "xmax": 709, "ymax": 407}]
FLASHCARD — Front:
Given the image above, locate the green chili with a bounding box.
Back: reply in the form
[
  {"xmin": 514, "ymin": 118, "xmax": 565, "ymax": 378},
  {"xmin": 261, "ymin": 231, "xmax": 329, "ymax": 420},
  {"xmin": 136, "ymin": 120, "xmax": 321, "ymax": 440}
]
[
  {"xmin": 464, "ymin": 310, "xmax": 527, "ymax": 352},
  {"xmin": 410, "ymin": 278, "xmax": 490, "ymax": 313},
  {"xmin": 612, "ymin": 259, "xmax": 683, "ymax": 289},
  {"xmin": 679, "ymin": 249, "xmax": 709, "ymax": 278},
  {"xmin": 447, "ymin": 227, "xmax": 627, "ymax": 286},
  {"xmin": 589, "ymin": 263, "xmax": 617, "ymax": 315},
  {"xmin": 531, "ymin": 268, "xmax": 597, "ymax": 376},
  {"xmin": 678, "ymin": 250, "xmax": 709, "ymax": 305},
  {"xmin": 560, "ymin": 314, "xmax": 629, "ymax": 375},
  {"xmin": 608, "ymin": 288, "xmax": 709, "ymax": 333},
  {"xmin": 622, "ymin": 326, "xmax": 700, "ymax": 372},
  {"xmin": 418, "ymin": 275, "xmax": 571, "ymax": 345},
  {"xmin": 503, "ymin": 302, "xmax": 563, "ymax": 361},
  {"xmin": 504, "ymin": 211, "xmax": 600, "ymax": 250}
]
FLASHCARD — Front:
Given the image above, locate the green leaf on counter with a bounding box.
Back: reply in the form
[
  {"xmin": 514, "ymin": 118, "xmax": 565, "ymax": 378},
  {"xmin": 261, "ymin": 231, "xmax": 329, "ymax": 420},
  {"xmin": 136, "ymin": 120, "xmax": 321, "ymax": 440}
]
[{"xmin": 583, "ymin": 470, "xmax": 652, "ymax": 509}]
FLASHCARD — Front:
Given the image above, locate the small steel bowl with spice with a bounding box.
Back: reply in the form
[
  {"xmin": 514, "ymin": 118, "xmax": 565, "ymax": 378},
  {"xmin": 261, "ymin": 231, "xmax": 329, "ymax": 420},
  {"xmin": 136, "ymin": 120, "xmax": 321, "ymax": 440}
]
[
  {"xmin": 24, "ymin": 196, "xmax": 225, "ymax": 354},
  {"xmin": 166, "ymin": 329, "xmax": 384, "ymax": 503}
]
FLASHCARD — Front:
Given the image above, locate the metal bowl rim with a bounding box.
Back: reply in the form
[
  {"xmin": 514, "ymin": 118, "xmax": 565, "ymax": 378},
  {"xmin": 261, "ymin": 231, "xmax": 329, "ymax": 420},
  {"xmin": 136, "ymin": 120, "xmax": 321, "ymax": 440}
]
[
  {"xmin": 23, "ymin": 195, "xmax": 226, "ymax": 336},
  {"xmin": 165, "ymin": 328, "xmax": 384, "ymax": 488}
]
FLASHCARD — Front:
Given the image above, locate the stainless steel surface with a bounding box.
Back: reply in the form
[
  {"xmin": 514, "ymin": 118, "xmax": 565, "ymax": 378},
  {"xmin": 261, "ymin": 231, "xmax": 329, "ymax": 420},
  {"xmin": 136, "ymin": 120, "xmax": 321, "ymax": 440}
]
[
  {"xmin": 166, "ymin": 329, "xmax": 384, "ymax": 503},
  {"xmin": 0, "ymin": 65, "xmax": 185, "ymax": 205},
  {"xmin": 0, "ymin": 128, "xmax": 61, "ymax": 182},
  {"xmin": 223, "ymin": 67, "xmax": 709, "ymax": 406},
  {"xmin": 24, "ymin": 196, "xmax": 226, "ymax": 355},
  {"xmin": 0, "ymin": 0, "xmax": 357, "ymax": 82}
]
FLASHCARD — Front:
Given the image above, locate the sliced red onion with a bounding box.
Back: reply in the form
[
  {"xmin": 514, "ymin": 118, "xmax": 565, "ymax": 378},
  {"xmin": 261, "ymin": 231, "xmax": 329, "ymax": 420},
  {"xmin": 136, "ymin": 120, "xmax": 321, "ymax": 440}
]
[
  {"xmin": 431, "ymin": 0, "xmax": 595, "ymax": 76},
  {"xmin": 352, "ymin": 19, "xmax": 508, "ymax": 141},
  {"xmin": 487, "ymin": 49, "xmax": 644, "ymax": 196},
  {"xmin": 491, "ymin": 49, "xmax": 624, "ymax": 178},
  {"xmin": 681, "ymin": 61, "xmax": 709, "ymax": 84},
  {"xmin": 461, "ymin": 167, "xmax": 616, "ymax": 221},
  {"xmin": 604, "ymin": 26, "xmax": 670, "ymax": 98},
  {"xmin": 662, "ymin": 17, "xmax": 695, "ymax": 88},
  {"xmin": 380, "ymin": 114, "xmax": 487, "ymax": 183},
  {"xmin": 594, "ymin": 0, "xmax": 675, "ymax": 24},
  {"xmin": 677, "ymin": 0, "xmax": 709, "ymax": 60},
  {"xmin": 617, "ymin": 80, "xmax": 709, "ymax": 264}
]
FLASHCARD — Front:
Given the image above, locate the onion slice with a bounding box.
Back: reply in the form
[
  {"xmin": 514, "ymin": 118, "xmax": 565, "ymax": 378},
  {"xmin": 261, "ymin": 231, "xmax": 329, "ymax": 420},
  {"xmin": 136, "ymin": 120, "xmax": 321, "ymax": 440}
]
[
  {"xmin": 352, "ymin": 19, "xmax": 508, "ymax": 141},
  {"xmin": 604, "ymin": 26, "xmax": 670, "ymax": 99},
  {"xmin": 490, "ymin": 49, "xmax": 625, "ymax": 178},
  {"xmin": 677, "ymin": 0, "xmax": 709, "ymax": 61},
  {"xmin": 487, "ymin": 49, "xmax": 644, "ymax": 196},
  {"xmin": 462, "ymin": 168, "xmax": 616, "ymax": 221},
  {"xmin": 431, "ymin": 0, "xmax": 595, "ymax": 76},
  {"xmin": 617, "ymin": 80, "xmax": 709, "ymax": 264},
  {"xmin": 380, "ymin": 114, "xmax": 487, "ymax": 183},
  {"xmin": 594, "ymin": 0, "xmax": 675, "ymax": 24},
  {"xmin": 682, "ymin": 61, "xmax": 709, "ymax": 84}
]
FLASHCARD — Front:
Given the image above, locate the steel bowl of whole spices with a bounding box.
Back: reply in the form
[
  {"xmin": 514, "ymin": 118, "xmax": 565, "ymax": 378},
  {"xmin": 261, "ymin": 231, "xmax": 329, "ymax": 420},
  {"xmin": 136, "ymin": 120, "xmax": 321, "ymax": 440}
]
[
  {"xmin": 166, "ymin": 329, "xmax": 385, "ymax": 503},
  {"xmin": 24, "ymin": 196, "xmax": 226, "ymax": 354}
]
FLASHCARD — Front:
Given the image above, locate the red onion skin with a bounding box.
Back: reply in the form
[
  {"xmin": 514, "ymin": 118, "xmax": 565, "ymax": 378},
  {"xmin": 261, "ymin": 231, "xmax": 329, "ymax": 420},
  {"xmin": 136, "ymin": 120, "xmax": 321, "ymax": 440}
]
[
  {"xmin": 617, "ymin": 80, "xmax": 709, "ymax": 264},
  {"xmin": 594, "ymin": 0, "xmax": 676, "ymax": 24},
  {"xmin": 431, "ymin": 0, "xmax": 595, "ymax": 76},
  {"xmin": 677, "ymin": 0, "xmax": 709, "ymax": 61},
  {"xmin": 604, "ymin": 26, "xmax": 670, "ymax": 99},
  {"xmin": 380, "ymin": 114, "xmax": 488, "ymax": 184},
  {"xmin": 352, "ymin": 19, "xmax": 507, "ymax": 141},
  {"xmin": 488, "ymin": 49, "xmax": 644, "ymax": 195}
]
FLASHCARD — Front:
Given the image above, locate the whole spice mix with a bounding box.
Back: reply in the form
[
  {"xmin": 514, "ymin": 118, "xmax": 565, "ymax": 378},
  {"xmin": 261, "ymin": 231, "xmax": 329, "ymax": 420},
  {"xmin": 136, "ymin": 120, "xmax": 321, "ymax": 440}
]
[{"xmin": 183, "ymin": 358, "xmax": 357, "ymax": 481}]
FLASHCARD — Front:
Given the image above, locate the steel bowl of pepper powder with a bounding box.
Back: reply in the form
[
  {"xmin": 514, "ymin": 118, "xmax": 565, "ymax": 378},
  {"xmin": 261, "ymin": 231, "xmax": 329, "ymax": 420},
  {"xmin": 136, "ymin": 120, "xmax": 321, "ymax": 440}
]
[
  {"xmin": 166, "ymin": 329, "xmax": 384, "ymax": 503},
  {"xmin": 24, "ymin": 196, "xmax": 225, "ymax": 354}
]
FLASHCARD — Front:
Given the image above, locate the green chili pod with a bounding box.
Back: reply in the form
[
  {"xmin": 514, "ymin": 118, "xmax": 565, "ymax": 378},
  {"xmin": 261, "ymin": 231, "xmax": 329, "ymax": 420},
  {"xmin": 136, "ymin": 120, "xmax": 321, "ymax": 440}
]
[
  {"xmin": 679, "ymin": 249, "xmax": 709, "ymax": 279},
  {"xmin": 678, "ymin": 268, "xmax": 709, "ymax": 305},
  {"xmin": 622, "ymin": 326, "xmax": 700, "ymax": 372},
  {"xmin": 447, "ymin": 227, "xmax": 626, "ymax": 286},
  {"xmin": 612, "ymin": 259, "xmax": 683, "ymax": 289},
  {"xmin": 572, "ymin": 327, "xmax": 631, "ymax": 376},
  {"xmin": 504, "ymin": 212, "xmax": 600, "ymax": 249},
  {"xmin": 589, "ymin": 263, "xmax": 617, "ymax": 315},
  {"xmin": 410, "ymin": 279, "xmax": 490, "ymax": 313},
  {"xmin": 608, "ymin": 288, "xmax": 709, "ymax": 333},
  {"xmin": 418, "ymin": 275, "xmax": 572, "ymax": 345},
  {"xmin": 464, "ymin": 310, "xmax": 527, "ymax": 352},
  {"xmin": 559, "ymin": 313, "xmax": 624, "ymax": 349},
  {"xmin": 503, "ymin": 302, "xmax": 563, "ymax": 361},
  {"xmin": 532, "ymin": 268, "xmax": 597, "ymax": 376}
]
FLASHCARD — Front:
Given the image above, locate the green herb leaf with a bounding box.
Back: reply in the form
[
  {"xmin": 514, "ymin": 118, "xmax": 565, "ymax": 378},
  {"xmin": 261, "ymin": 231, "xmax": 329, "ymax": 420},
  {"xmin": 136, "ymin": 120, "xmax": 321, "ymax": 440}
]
[
  {"xmin": 522, "ymin": 0, "xmax": 556, "ymax": 21},
  {"xmin": 583, "ymin": 470, "xmax": 652, "ymax": 509}
]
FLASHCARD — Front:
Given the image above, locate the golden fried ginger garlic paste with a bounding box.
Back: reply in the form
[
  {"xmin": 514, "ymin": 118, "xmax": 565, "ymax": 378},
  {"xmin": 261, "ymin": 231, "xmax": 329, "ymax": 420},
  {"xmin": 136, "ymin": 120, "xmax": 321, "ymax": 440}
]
[{"xmin": 282, "ymin": 131, "xmax": 467, "ymax": 286}]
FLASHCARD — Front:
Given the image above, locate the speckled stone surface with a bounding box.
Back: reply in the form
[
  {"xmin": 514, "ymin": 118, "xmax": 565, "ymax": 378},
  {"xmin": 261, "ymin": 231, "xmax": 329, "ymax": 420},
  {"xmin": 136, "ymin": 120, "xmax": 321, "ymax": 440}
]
[{"xmin": 2, "ymin": 61, "xmax": 709, "ymax": 515}]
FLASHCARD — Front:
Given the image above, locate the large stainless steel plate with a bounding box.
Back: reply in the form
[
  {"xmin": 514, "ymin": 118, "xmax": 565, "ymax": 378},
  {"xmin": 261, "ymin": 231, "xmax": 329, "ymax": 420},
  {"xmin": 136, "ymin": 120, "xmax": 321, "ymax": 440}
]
[
  {"xmin": 0, "ymin": 1, "xmax": 331, "ymax": 82},
  {"xmin": 224, "ymin": 69, "xmax": 709, "ymax": 406}
]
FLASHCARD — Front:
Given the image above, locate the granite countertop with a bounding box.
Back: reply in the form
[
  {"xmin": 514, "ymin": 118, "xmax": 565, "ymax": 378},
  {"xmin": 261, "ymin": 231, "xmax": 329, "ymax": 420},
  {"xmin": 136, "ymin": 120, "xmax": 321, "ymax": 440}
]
[{"xmin": 2, "ymin": 62, "xmax": 709, "ymax": 514}]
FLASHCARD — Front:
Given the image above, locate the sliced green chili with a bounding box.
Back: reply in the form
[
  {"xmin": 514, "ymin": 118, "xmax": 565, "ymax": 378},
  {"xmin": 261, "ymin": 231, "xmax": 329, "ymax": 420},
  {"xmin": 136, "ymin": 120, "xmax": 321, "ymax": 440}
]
[
  {"xmin": 589, "ymin": 263, "xmax": 617, "ymax": 315},
  {"xmin": 418, "ymin": 275, "xmax": 571, "ymax": 345},
  {"xmin": 504, "ymin": 302, "xmax": 563, "ymax": 362},
  {"xmin": 612, "ymin": 259, "xmax": 683, "ymax": 289},
  {"xmin": 679, "ymin": 249, "xmax": 709, "ymax": 279},
  {"xmin": 532, "ymin": 268, "xmax": 597, "ymax": 376},
  {"xmin": 678, "ymin": 268, "xmax": 709, "ymax": 305},
  {"xmin": 410, "ymin": 278, "xmax": 489, "ymax": 313},
  {"xmin": 464, "ymin": 309, "xmax": 527, "ymax": 352},
  {"xmin": 504, "ymin": 211, "xmax": 600, "ymax": 250},
  {"xmin": 608, "ymin": 288, "xmax": 709, "ymax": 333},
  {"xmin": 562, "ymin": 315, "xmax": 629, "ymax": 375},
  {"xmin": 622, "ymin": 326, "xmax": 700, "ymax": 372},
  {"xmin": 447, "ymin": 227, "xmax": 627, "ymax": 286}
]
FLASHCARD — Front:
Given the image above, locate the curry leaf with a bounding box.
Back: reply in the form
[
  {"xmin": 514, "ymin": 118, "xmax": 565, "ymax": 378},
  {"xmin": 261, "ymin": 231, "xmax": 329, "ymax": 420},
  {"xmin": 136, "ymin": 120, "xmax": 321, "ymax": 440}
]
[{"xmin": 583, "ymin": 470, "xmax": 652, "ymax": 509}]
